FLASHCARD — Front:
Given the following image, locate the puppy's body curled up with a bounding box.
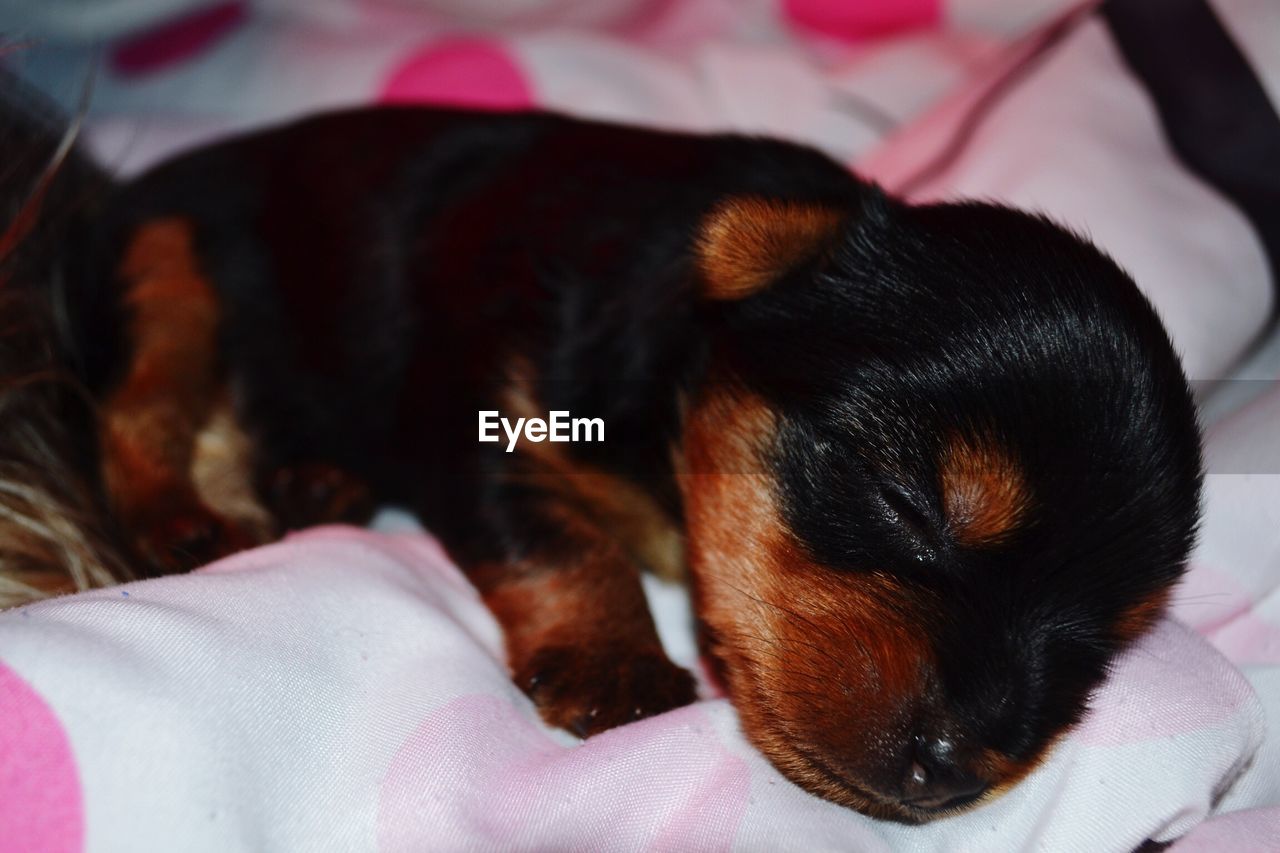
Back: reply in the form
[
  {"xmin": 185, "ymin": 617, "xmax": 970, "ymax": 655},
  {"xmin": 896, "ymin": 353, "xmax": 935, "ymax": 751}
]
[{"xmin": 77, "ymin": 108, "xmax": 1201, "ymax": 821}]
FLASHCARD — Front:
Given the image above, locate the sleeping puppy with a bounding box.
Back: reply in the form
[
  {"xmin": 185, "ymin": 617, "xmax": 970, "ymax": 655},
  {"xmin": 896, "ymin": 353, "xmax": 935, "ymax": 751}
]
[{"xmin": 81, "ymin": 108, "xmax": 1202, "ymax": 822}]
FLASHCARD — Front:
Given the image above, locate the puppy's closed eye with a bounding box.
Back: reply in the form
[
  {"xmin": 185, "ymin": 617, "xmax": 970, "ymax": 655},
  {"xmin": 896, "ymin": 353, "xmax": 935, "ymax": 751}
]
[{"xmin": 878, "ymin": 483, "xmax": 941, "ymax": 563}]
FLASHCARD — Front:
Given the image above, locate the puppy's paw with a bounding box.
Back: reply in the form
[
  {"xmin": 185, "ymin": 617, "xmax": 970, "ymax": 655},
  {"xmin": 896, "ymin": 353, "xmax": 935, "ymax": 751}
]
[
  {"xmin": 516, "ymin": 644, "xmax": 697, "ymax": 738},
  {"xmin": 264, "ymin": 463, "xmax": 375, "ymax": 530},
  {"xmin": 129, "ymin": 499, "xmax": 256, "ymax": 574}
]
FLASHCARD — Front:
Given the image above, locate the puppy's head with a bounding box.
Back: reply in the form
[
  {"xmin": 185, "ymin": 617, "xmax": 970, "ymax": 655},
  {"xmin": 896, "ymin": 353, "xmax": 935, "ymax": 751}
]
[{"xmin": 682, "ymin": 193, "xmax": 1202, "ymax": 822}]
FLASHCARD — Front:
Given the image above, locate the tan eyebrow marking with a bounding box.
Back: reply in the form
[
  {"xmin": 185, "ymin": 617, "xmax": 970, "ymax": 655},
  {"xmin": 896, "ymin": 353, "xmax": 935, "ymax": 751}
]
[{"xmin": 939, "ymin": 434, "xmax": 1028, "ymax": 547}]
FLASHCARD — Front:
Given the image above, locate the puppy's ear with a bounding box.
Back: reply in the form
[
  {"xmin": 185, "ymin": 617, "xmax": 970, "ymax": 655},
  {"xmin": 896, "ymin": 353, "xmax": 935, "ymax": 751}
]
[{"xmin": 695, "ymin": 197, "xmax": 846, "ymax": 301}]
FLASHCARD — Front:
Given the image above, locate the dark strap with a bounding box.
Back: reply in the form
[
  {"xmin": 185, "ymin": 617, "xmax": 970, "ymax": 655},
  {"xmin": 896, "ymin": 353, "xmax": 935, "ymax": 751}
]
[{"xmin": 1104, "ymin": 0, "xmax": 1280, "ymax": 317}]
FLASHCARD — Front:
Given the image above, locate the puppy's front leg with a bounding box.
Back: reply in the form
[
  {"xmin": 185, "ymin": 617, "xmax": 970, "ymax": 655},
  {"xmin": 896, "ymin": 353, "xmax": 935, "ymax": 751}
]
[{"xmin": 464, "ymin": 483, "xmax": 696, "ymax": 737}]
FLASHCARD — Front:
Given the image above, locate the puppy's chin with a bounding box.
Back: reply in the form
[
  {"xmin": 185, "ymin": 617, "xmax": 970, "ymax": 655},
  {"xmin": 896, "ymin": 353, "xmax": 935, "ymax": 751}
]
[
  {"xmin": 730, "ymin": 698, "xmax": 959, "ymax": 824},
  {"xmin": 738, "ymin": 706, "xmax": 1019, "ymax": 824},
  {"xmin": 765, "ymin": 742, "xmax": 919, "ymax": 822}
]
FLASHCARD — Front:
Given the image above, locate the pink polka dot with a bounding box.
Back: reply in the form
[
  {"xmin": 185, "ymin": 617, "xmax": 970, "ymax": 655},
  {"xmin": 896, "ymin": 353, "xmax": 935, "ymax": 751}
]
[
  {"xmin": 111, "ymin": 1, "xmax": 247, "ymax": 77},
  {"xmin": 783, "ymin": 0, "xmax": 939, "ymax": 40},
  {"xmin": 0, "ymin": 662, "xmax": 82, "ymax": 853},
  {"xmin": 380, "ymin": 39, "xmax": 533, "ymax": 110},
  {"xmin": 378, "ymin": 695, "xmax": 748, "ymax": 851}
]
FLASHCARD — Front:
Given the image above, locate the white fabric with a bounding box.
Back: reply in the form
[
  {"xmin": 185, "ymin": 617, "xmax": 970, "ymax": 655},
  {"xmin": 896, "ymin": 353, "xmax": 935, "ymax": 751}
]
[{"xmin": 0, "ymin": 527, "xmax": 1264, "ymax": 852}]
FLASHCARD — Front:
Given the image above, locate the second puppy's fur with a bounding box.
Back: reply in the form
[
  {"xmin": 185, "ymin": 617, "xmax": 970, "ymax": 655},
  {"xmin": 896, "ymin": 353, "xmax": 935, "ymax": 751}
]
[{"xmin": 82, "ymin": 108, "xmax": 1201, "ymax": 821}]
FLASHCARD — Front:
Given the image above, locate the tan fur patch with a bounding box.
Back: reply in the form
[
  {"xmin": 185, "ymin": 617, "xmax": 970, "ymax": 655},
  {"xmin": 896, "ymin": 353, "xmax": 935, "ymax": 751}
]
[
  {"xmin": 466, "ymin": 473, "xmax": 691, "ymax": 738},
  {"xmin": 100, "ymin": 217, "xmax": 223, "ymax": 517},
  {"xmin": 696, "ymin": 197, "xmax": 845, "ymax": 300},
  {"xmin": 939, "ymin": 434, "xmax": 1028, "ymax": 547},
  {"xmin": 476, "ymin": 525, "xmax": 660, "ymax": 667},
  {"xmin": 978, "ymin": 734, "xmax": 1062, "ymax": 800},
  {"xmin": 1113, "ymin": 589, "xmax": 1169, "ymax": 643},
  {"xmin": 190, "ymin": 397, "xmax": 273, "ymax": 543}
]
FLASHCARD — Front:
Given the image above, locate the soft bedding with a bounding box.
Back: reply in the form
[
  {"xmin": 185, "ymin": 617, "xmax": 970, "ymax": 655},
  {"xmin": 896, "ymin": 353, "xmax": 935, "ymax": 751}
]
[
  {"xmin": 0, "ymin": 524, "xmax": 1265, "ymax": 852},
  {"xmin": 2, "ymin": 0, "xmax": 1279, "ymax": 850}
]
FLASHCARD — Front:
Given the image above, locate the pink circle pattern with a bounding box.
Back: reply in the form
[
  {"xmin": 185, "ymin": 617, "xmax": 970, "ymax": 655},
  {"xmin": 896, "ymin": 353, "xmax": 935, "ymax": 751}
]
[
  {"xmin": 110, "ymin": 1, "xmax": 247, "ymax": 77},
  {"xmin": 378, "ymin": 695, "xmax": 749, "ymax": 851},
  {"xmin": 0, "ymin": 661, "xmax": 83, "ymax": 853},
  {"xmin": 380, "ymin": 39, "xmax": 534, "ymax": 110},
  {"xmin": 783, "ymin": 0, "xmax": 939, "ymax": 40}
]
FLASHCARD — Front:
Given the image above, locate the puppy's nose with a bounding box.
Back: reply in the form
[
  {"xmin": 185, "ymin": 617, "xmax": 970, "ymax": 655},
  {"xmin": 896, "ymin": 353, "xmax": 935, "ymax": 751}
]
[{"xmin": 901, "ymin": 734, "xmax": 989, "ymax": 810}]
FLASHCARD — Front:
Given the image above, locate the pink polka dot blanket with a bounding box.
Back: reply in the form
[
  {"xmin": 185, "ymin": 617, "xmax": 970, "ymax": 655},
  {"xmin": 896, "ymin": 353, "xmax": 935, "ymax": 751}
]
[
  {"xmin": 0, "ymin": 520, "xmax": 1268, "ymax": 852},
  {"xmin": 2, "ymin": 0, "xmax": 1280, "ymax": 849}
]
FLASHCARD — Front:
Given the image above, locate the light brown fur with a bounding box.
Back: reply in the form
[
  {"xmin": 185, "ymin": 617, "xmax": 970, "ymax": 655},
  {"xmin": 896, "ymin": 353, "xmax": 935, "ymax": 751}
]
[
  {"xmin": 696, "ymin": 198, "xmax": 845, "ymax": 300},
  {"xmin": 940, "ymin": 433, "xmax": 1029, "ymax": 547},
  {"xmin": 99, "ymin": 217, "xmax": 266, "ymax": 570},
  {"xmin": 190, "ymin": 396, "xmax": 274, "ymax": 543},
  {"xmin": 1113, "ymin": 589, "xmax": 1171, "ymax": 643},
  {"xmin": 100, "ymin": 218, "xmax": 222, "ymax": 516}
]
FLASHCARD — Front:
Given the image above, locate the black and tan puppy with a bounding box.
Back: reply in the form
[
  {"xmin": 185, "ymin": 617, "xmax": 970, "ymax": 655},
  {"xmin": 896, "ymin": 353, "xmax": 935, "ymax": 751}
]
[{"xmin": 79, "ymin": 108, "xmax": 1201, "ymax": 822}]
